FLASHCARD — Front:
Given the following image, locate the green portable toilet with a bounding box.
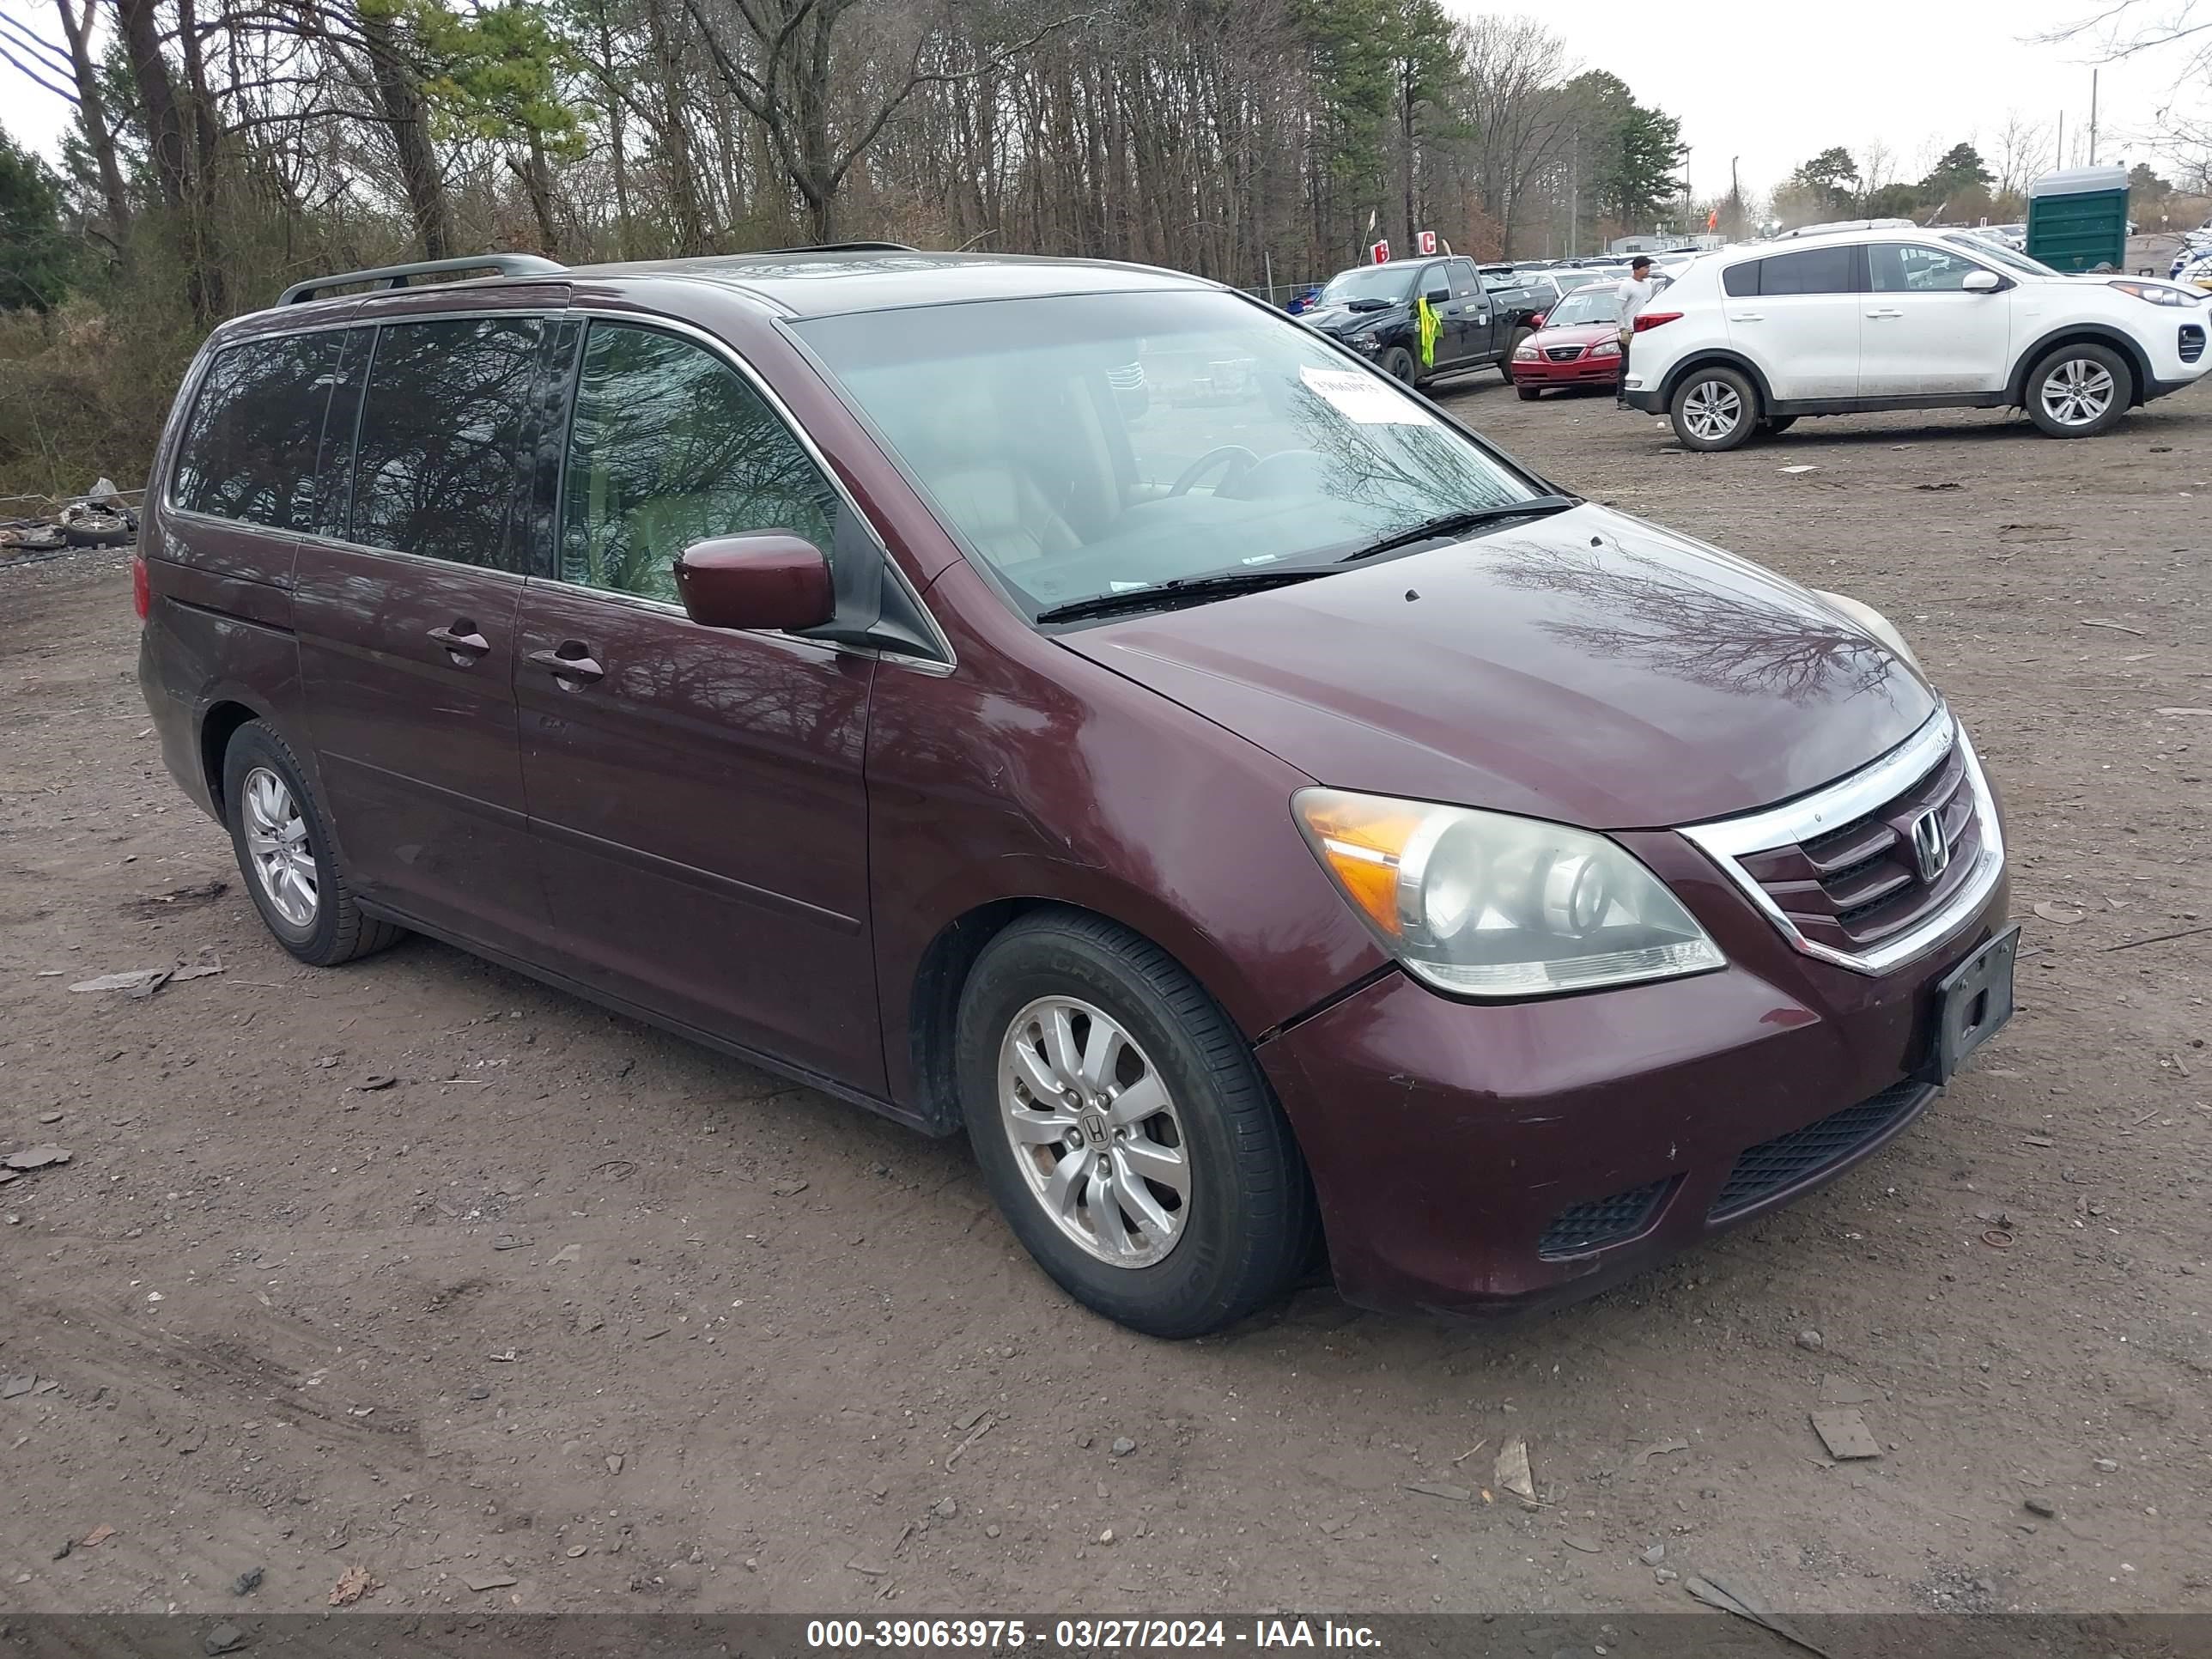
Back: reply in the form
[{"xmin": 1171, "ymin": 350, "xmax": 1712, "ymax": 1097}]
[{"xmin": 2026, "ymin": 165, "xmax": 2130, "ymax": 272}]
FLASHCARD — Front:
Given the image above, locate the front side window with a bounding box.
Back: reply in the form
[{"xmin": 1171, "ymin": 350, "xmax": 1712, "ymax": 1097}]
[
  {"xmin": 349, "ymin": 316, "xmax": 544, "ymax": 569},
  {"xmin": 1756, "ymin": 246, "xmax": 1858, "ymax": 295},
  {"xmin": 171, "ymin": 331, "xmax": 347, "ymax": 529},
  {"xmin": 797, "ymin": 289, "xmax": 1543, "ymax": 621},
  {"xmin": 1870, "ymin": 243, "xmax": 1984, "ymax": 292},
  {"xmin": 556, "ymin": 323, "xmax": 839, "ymax": 605}
]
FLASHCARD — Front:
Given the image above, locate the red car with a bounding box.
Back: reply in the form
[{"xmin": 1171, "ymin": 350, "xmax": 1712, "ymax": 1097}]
[{"xmin": 1510, "ymin": 282, "xmax": 1626, "ymax": 398}]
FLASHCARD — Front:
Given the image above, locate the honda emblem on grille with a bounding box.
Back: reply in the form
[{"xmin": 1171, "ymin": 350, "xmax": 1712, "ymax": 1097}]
[{"xmin": 1910, "ymin": 808, "xmax": 1950, "ymax": 882}]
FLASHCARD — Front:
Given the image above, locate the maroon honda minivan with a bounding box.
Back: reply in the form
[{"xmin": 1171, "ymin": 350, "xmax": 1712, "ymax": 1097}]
[{"xmin": 137, "ymin": 246, "xmax": 2014, "ymax": 1336}]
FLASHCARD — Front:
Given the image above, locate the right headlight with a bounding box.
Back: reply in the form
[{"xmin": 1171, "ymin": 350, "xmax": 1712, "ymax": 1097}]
[{"xmin": 1294, "ymin": 789, "xmax": 1724, "ymax": 999}]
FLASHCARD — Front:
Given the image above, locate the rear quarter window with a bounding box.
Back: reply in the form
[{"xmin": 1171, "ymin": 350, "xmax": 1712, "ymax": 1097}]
[
  {"xmin": 170, "ymin": 332, "xmax": 348, "ymax": 530},
  {"xmin": 1722, "ymin": 262, "xmax": 1759, "ymax": 297}
]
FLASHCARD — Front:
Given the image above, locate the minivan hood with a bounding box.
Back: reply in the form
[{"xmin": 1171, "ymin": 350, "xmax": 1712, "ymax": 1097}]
[{"xmin": 1061, "ymin": 504, "xmax": 1937, "ymax": 830}]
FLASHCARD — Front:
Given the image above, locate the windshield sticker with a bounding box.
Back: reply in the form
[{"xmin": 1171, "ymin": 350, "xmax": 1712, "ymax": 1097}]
[{"xmin": 1298, "ymin": 365, "xmax": 1436, "ymax": 426}]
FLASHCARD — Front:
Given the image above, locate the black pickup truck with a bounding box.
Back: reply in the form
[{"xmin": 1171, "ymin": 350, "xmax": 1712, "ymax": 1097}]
[{"xmin": 1297, "ymin": 256, "xmax": 1550, "ymax": 388}]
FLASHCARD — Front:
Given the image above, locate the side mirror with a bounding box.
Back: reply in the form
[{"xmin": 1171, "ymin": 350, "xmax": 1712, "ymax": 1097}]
[
  {"xmin": 1424, "ymin": 288, "xmax": 1449, "ymax": 305},
  {"xmin": 1962, "ymin": 270, "xmax": 2002, "ymax": 294},
  {"xmin": 674, "ymin": 532, "xmax": 835, "ymax": 631},
  {"xmin": 1529, "ymin": 311, "xmax": 1548, "ymax": 330}
]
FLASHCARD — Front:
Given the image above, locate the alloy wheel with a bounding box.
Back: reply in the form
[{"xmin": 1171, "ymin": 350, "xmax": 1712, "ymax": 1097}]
[
  {"xmin": 2039, "ymin": 358, "xmax": 2115, "ymax": 428},
  {"xmin": 997, "ymin": 996, "xmax": 1190, "ymax": 1268},
  {"xmin": 1681, "ymin": 379, "xmax": 1743, "ymax": 441},
  {"xmin": 241, "ymin": 765, "xmax": 318, "ymax": 929}
]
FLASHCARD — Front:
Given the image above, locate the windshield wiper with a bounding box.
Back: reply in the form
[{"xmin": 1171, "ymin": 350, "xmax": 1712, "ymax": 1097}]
[
  {"xmin": 1340, "ymin": 495, "xmax": 1579, "ymax": 562},
  {"xmin": 1035, "ymin": 567, "xmax": 1333, "ymax": 625}
]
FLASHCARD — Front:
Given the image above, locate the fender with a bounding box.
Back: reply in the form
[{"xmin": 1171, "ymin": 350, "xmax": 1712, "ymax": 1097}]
[
  {"xmin": 1657, "ymin": 349, "xmax": 1777, "ymax": 412},
  {"xmin": 2006, "ymin": 322, "xmax": 2154, "ymax": 407}
]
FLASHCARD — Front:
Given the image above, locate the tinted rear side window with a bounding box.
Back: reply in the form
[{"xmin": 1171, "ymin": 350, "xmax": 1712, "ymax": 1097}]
[
  {"xmin": 171, "ymin": 332, "xmax": 347, "ymax": 529},
  {"xmin": 1721, "ymin": 262, "xmax": 1759, "ymax": 297},
  {"xmin": 1755, "ymin": 247, "xmax": 1857, "ymax": 295},
  {"xmin": 349, "ymin": 316, "xmax": 544, "ymax": 569}
]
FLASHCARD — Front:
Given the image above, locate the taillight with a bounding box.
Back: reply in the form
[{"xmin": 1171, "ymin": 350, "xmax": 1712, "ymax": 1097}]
[
  {"xmin": 1633, "ymin": 311, "xmax": 1683, "ymax": 332},
  {"xmin": 131, "ymin": 554, "xmax": 150, "ymax": 620}
]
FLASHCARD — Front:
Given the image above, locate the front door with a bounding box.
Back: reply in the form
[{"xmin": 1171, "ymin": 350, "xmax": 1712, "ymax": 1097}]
[
  {"xmin": 514, "ymin": 319, "xmax": 882, "ymax": 1090},
  {"xmin": 1726, "ymin": 243, "xmax": 1863, "ymax": 402},
  {"xmin": 1860, "ymin": 242, "xmax": 2014, "ymax": 396},
  {"xmin": 293, "ymin": 312, "xmax": 556, "ymax": 956}
]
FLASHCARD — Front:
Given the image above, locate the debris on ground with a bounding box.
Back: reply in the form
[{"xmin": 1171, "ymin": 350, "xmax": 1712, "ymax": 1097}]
[
  {"xmin": 2033, "ymin": 902, "xmax": 2087, "ymax": 925},
  {"xmin": 202, "ymin": 1622, "xmax": 248, "ymax": 1656},
  {"xmin": 1495, "ymin": 1437, "xmax": 1536, "ymax": 1503},
  {"xmin": 1634, "ymin": 1437, "xmax": 1690, "ymax": 1464},
  {"xmin": 1796, "ymin": 1328, "xmax": 1825, "ymax": 1352},
  {"xmin": 1818, "ymin": 1376, "xmax": 1877, "ymax": 1406},
  {"xmin": 327, "ymin": 1565, "xmax": 379, "ymax": 1605},
  {"xmin": 230, "ymin": 1565, "xmax": 264, "ymax": 1595},
  {"xmin": 3, "ymin": 1146, "xmax": 70, "ymax": 1171},
  {"xmin": 130, "ymin": 879, "xmax": 228, "ymax": 915},
  {"xmin": 79, "ymin": 1524, "xmax": 116, "ymax": 1548},
  {"xmin": 69, "ymin": 969, "xmax": 170, "ymax": 994},
  {"xmin": 1110, "ymin": 1436, "xmax": 1136, "ymax": 1457},
  {"xmin": 1682, "ymin": 1572, "xmax": 1834, "ymax": 1658},
  {"xmin": 3, "ymin": 1374, "xmax": 34, "ymax": 1399},
  {"xmin": 465, "ymin": 1572, "xmax": 518, "ymax": 1591},
  {"xmin": 1405, "ymin": 1480, "xmax": 1473, "ymax": 1503},
  {"xmin": 1561, "ymin": 1533, "xmax": 1601, "ymax": 1553},
  {"xmin": 1778, "ymin": 465, "xmax": 1817, "ymax": 475},
  {"xmin": 2025, "ymin": 1495, "xmax": 2058, "ymax": 1518},
  {"xmin": 953, "ymin": 1407, "xmax": 988, "ymax": 1432},
  {"xmin": 353, "ymin": 1073, "xmax": 397, "ymax": 1092},
  {"xmin": 1808, "ymin": 1408, "xmax": 1882, "ymax": 1461}
]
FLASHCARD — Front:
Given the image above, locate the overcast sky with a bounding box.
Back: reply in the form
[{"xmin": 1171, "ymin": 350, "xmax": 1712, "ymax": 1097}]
[
  {"xmin": 0, "ymin": 0, "xmax": 2198, "ymax": 199},
  {"xmin": 1516, "ymin": 0, "xmax": 2197, "ymax": 198}
]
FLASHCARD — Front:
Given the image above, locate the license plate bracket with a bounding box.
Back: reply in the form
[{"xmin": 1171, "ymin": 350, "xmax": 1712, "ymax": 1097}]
[{"xmin": 1925, "ymin": 924, "xmax": 2020, "ymax": 1085}]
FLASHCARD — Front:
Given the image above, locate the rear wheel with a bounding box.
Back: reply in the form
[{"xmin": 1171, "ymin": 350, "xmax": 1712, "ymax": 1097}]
[
  {"xmin": 222, "ymin": 721, "xmax": 403, "ymax": 967},
  {"xmin": 1516, "ymin": 384, "xmax": 1542, "ymax": 401},
  {"xmin": 957, "ymin": 910, "xmax": 1316, "ymax": 1339},
  {"xmin": 1669, "ymin": 366, "xmax": 1758, "ymax": 452},
  {"xmin": 1500, "ymin": 330, "xmax": 1533, "ymax": 381},
  {"xmin": 2025, "ymin": 343, "xmax": 2131, "ymax": 437},
  {"xmin": 1379, "ymin": 346, "xmax": 1416, "ymax": 384}
]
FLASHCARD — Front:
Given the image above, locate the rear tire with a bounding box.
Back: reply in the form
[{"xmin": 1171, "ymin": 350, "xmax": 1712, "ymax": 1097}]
[
  {"xmin": 2025, "ymin": 343, "xmax": 2131, "ymax": 437},
  {"xmin": 957, "ymin": 910, "xmax": 1317, "ymax": 1339},
  {"xmin": 1669, "ymin": 366, "xmax": 1759, "ymax": 452},
  {"xmin": 1516, "ymin": 385, "xmax": 1542, "ymax": 401},
  {"xmin": 222, "ymin": 720, "xmax": 404, "ymax": 967}
]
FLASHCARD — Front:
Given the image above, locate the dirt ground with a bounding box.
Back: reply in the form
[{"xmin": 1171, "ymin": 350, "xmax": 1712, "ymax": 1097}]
[{"xmin": 2, "ymin": 358, "xmax": 2208, "ymax": 1626}]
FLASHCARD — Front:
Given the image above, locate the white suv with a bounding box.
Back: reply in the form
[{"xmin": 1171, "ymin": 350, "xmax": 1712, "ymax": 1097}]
[{"xmin": 1622, "ymin": 227, "xmax": 2209, "ymax": 450}]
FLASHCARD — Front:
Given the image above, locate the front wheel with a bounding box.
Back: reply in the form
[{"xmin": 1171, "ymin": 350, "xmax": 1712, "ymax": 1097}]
[
  {"xmin": 1669, "ymin": 366, "xmax": 1759, "ymax": 451},
  {"xmin": 1379, "ymin": 346, "xmax": 1416, "ymax": 384},
  {"xmin": 1516, "ymin": 384, "xmax": 1542, "ymax": 401},
  {"xmin": 957, "ymin": 911, "xmax": 1317, "ymax": 1339},
  {"xmin": 2026, "ymin": 343, "xmax": 2131, "ymax": 437}
]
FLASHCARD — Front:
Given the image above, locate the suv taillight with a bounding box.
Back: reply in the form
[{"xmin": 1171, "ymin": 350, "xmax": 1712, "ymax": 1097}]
[
  {"xmin": 1632, "ymin": 311, "xmax": 1683, "ymax": 331},
  {"xmin": 131, "ymin": 554, "xmax": 149, "ymax": 620}
]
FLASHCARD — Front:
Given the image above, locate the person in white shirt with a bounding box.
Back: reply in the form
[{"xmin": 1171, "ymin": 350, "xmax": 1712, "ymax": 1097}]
[{"xmin": 1614, "ymin": 256, "xmax": 1656, "ymax": 408}]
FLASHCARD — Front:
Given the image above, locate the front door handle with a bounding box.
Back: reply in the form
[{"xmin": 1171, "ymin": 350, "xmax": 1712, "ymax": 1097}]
[
  {"xmin": 526, "ymin": 645, "xmax": 605, "ymax": 689},
  {"xmin": 1865, "ymin": 307, "xmax": 1905, "ymax": 319},
  {"xmin": 428, "ymin": 622, "xmax": 490, "ymax": 665}
]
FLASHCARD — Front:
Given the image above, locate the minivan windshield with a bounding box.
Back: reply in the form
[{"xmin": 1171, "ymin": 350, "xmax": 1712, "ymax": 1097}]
[
  {"xmin": 796, "ymin": 290, "xmax": 1545, "ymax": 621},
  {"xmin": 1318, "ymin": 265, "xmax": 1416, "ymax": 307}
]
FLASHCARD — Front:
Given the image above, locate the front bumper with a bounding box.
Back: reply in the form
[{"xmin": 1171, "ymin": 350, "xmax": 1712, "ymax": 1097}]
[
  {"xmin": 1510, "ymin": 352, "xmax": 1620, "ymax": 388},
  {"xmin": 1622, "ymin": 386, "xmax": 1666, "ymax": 413},
  {"xmin": 1255, "ymin": 798, "xmax": 2010, "ymax": 1318}
]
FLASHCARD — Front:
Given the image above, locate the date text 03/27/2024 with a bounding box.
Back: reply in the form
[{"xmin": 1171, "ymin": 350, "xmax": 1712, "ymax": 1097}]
[{"xmin": 804, "ymin": 1619, "xmax": 1382, "ymax": 1650}]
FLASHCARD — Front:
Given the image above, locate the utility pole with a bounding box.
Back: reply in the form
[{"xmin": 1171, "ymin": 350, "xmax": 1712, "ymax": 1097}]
[
  {"xmin": 1567, "ymin": 130, "xmax": 1578, "ymax": 257},
  {"xmin": 2088, "ymin": 70, "xmax": 2099, "ymax": 166},
  {"xmin": 2057, "ymin": 110, "xmax": 2064, "ymax": 173}
]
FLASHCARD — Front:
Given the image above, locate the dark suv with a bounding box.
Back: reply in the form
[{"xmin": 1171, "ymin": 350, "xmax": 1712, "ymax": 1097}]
[
  {"xmin": 138, "ymin": 246, "xmax": 2015, "ymax": 1338},
  {"xmin": 1299, "ymin": 256, "xmax": 1548, "ymax": 386}
]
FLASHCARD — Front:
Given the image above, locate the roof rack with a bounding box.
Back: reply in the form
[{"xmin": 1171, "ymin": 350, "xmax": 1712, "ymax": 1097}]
[
  {"xmin": 736, "ymin": 241, "xmax": 919, "ymax": 255},
  {"xmin": 277, "ymin": 252, "xmax": 566, "ymax": 307}
]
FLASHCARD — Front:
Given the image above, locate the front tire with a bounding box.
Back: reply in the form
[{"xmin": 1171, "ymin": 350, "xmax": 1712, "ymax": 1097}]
[
  {"xmin": 222, "ymin": 720, "xmax": 403, "ymax": 967},
  {"xmin": 957, "ymin": 911, "xmax": 1317, "ymax": 1339},
  {"xmin": 2026, "ymin": 343, "xmax": 2131, "ymax": 437},
  {"xmin": 1516, "ymin": 384, "xmax": 1542, "ymax": 401},
  {"xmin": 1379, "ymin": 346, "xmax": 1416, "ymax": 384},
  {"xmin": 1670, "ymin": 366, "xmax": 1758, "ymax": 451}
]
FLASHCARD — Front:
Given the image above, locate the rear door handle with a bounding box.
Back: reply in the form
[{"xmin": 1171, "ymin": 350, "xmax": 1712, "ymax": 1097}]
[
  {"xmin": 1727, "ymin": 311, "xmax": 1765, "ymax": 321},
  {"xmin": 526, "ymin": 645, "xmax": 605, "ymax": 688},
  {"xmin": 428, "ymin": 623, "xmax": 490, "ymax": 665},
  {"xmin": 1865, "ymin": 307, "xmax": 1905, "ymax": 319}
]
